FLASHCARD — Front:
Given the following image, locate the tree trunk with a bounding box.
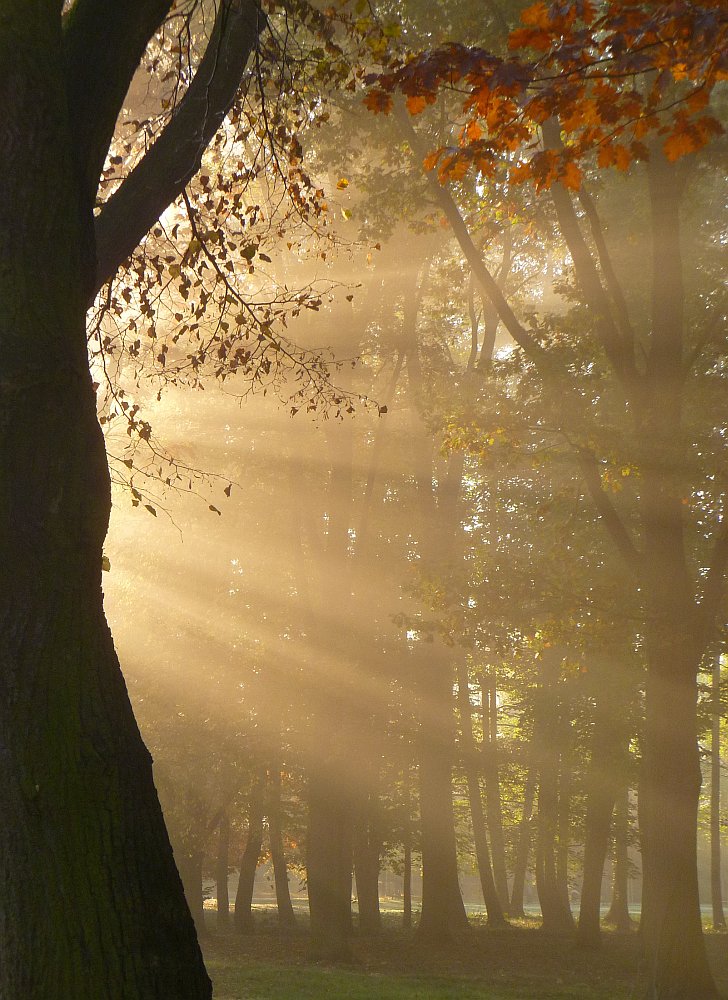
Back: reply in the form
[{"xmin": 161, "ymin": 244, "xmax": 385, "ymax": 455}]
[
  {"xmin": 604, "ymin": 785, "xmax": 634, "ymax": 932},
  {"xmin": 510, "ymin": 762, "xmax": 537, "ymax": 919},
  {"xmin": 267, "ymin": 767, "xmax": 297, "ymax": 931},
  {"xmin": 577, "ymin": 706, "xmax": 622, "ymax": 948},
  {"xmin": 416, "ymin": 653, "xmax": 470, "ymax": 942},
  {"xmin": 354, "ymin": 792, "xmax": 383, "ymax": 934},
  {"xmin": 216, "ymin": 809, "xmax": 231, "ymax": 931},
  {"xmin": 710, "ymin": 655, "xmax": 726, "ymax": 930},
  {"xmin": 0, "ymin": 15, "xmax": 211, "ymax": 999},
  {"xmin": 481, "ymin": 676, "xmax": 510, "ymax": 911},
  {"xmin": 457, "ymin": 664, "xmax": 506, "ymax": 926},
  {"xmin": 534, "ymin": 650, "xmax": 575, "ymax": 934},
  {"xmin": 403, "ymin": 765, "xmax": 413, "ymax": 931},
  {"xmin": 234, "ymin": 769, "xmax": 265, "ymax": 935},
  {"xmin": 178, "ymin": 849, "xmax": 206, "ymax": 938},
  {"xmin": 307, "ymin": 767, "xmax": 354, "ymax": 959},
  {"xmin": 635, "ymin": 150, "xmax": 719, "ymax": 998}
]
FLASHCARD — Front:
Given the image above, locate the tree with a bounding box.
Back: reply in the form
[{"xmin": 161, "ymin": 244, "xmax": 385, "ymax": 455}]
[
  {"xmin": 0, "ymin": 3, "xmax": 267, "ymax": 997},
  {"xmin": 366, "ymin": 2, "xmax": 727, "ymax": 995}
]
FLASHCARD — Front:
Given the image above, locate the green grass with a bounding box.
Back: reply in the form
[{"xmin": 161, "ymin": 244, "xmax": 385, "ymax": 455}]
[{"xmin": 207, "ymin": 953, "xmax": 626, "ymax": 1000}]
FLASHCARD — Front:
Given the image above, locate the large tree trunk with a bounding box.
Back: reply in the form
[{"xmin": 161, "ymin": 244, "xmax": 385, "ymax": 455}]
[
  {"xmin": 635, "ymin": 152, "xmax": 719, "ymax": 998},
  {"xmin": 0, "ymin": 14, "xmax": 211, "ymax": 999},
  {"xmin": 307, "ymin": 766, "xmax": 354, "ymax": 959}
]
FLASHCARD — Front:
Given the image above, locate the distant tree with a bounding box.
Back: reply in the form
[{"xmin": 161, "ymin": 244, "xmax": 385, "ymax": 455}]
[{"xmin": 366, "ymin": 2, "xmax": 728, "ymax": 994}]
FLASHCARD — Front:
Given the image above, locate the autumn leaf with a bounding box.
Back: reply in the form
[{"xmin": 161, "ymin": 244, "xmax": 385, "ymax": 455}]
[
  {"xmin": 406, "ymin": 94, "xmax": 428, "ymax": 115},
  {"xmin": 663, "ymin": 129, "xmax": 698, "ymax": 161},
  {"xmin": 336, "ymin": 177, "xmax": 349, "ymax": 189},
  {"xmin": 560, "ymin": 160, "xmax": 582, "ymax": 191}
]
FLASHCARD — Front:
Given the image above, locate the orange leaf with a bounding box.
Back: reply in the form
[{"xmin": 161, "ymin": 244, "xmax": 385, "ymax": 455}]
[
  {"xmin": 406, "ymin": 94, "xmax": 427, "ymax": 115},
  {"xmin": 520, "ymin": 1, "xmax": 550, "ymax": 28},
  {"xmin": 663, "ymin": 130, "xmax": 697, "ymax": 161},
  {"xmin": 561, "ymin": 160, "xmax": 582, "ymax": 191},
  {"xmin": 613, "ymin": 144, "xmax": 632, "ymax": 171}
]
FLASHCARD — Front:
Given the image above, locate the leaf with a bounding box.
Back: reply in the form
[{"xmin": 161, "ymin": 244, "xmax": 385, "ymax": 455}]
[
  {"xmin": 224, "ymin": 484, "xmax": 232, "ymax": 497},
  {"xmin": 336, "ymin": 177, "xmax": 349, "ymax": 190},
  {"xmin": 561, "ymin": 160, "xmax": 582, "ymax": 190},
  {"xmin": 241, "ymin": 244, "xmax": 257, "ymax": 261},
  {"xmin": 406, "ymin": 94, "xmax": 428, "ymax": 115},
  {"xmin": 663, "ymin": 130, "xmax": 697, "ymax": 162},
  {"xmin": 101, "ymin": 555, "xmax": 111, "ymax": 572},
  {"xmin": 145, "ymin": 504, "xmax": 157, "ymax": 517},
  {"xmin": 209, "ymin": 504, "xmax": 222, "ymax": 516}
]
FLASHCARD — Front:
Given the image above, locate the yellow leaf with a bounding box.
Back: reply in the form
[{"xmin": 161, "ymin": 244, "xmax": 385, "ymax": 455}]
[{"xmin": 336, "ymin": 177, "xmax": 349, "ymax": 190}]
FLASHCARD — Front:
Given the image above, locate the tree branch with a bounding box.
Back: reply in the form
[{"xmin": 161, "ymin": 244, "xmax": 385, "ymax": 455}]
[
  {"xmin": 572, "ymin": 444, "xmax": 642, "ymax": 574},
  {"xmin": 542, "ymin": 120, "xmax": 639, "ymax": 396},
  {"xmin": 92, "ymin": 0, "xmax": 264, "ymax": 298},
  {"xmin": 63, "ymin": 0, "xmax": 174, "ymax": 207}
]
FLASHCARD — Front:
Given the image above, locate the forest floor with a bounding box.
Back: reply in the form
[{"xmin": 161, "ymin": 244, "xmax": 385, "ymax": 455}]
[{"xmin": 203, "ymin": 911, "xmax": 728, "ymax": 999}]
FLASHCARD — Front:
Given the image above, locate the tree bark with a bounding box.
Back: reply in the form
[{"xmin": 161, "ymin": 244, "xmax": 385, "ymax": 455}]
[
  {"xmin": 402, "ymin": 765, "xmax": 413, "ymax": 930},
  {"xmin": 0, "ymin": 12, "xmax": 210, "ymax": 999},
  {"xmin": 234, "ymin": 769, "xmax": 265, "ymax": 935}
]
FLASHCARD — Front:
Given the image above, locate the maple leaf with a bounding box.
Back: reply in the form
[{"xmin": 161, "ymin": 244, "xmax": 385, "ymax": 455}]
[
  {"xmin": 560, "ymin": 160, "xmax": 582, "ymax": 191},
  {"xmin": 363, "ymin": 91, "xmax": 393, "ymax": 114},
  {"xmin": 520, "ymin": 1, "xmax": 551, "ymax": 29},
  {"xmin": 663, "ymin": 129, "xmax": 698, "ymax": 161},
  {"xmin": 406, "ymin": 94, "xmax": 428, "ymax": 115}
]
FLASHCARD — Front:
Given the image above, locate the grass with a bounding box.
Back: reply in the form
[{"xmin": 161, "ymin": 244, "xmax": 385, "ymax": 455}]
[{"xmin": 201, "ymin": 911, "xmax": 678, "ymax": 1000}]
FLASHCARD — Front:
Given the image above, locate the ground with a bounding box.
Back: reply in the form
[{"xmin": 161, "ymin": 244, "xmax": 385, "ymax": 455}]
[{"xmin": 202, "ymin": 911, "xmax": 728, "ymax": 999}]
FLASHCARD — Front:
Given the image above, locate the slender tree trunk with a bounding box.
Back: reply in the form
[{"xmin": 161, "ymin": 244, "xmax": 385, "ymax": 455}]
[
  {"xmin": 605, "ymin": 785, "xmax": 634, "ymax": 932},
  {"xmin": 416, "ymin": 652, "xmax": 470, "ymax": 942},
  {"xmin": 556, "ymin": 758, "xmax": 573, "ymax": 919},
  {"xmin": 481, "ymin": 676, "xmax": 510, "ymax": 911},
  {"xmin": 234, "ymin": 769, "xmax": 265, "ymax": 935},
  {"xmin": 267, "ymin": 766, "xmax": 297, "ymax": 931},
  {"xmin": 711, "ymin": 655, "xmax": 726, "ymax": 930},
  {"xmin": 216, "ymin": 809, "xmax": 231, "ymax": 931},
  {"xmin": 457, "ymin": 664, "xmax": 506, "ymax": 926},
  {"xmin": 354, "ymin": 792, "xmax": 383, "ymax": 934},
  {"xmin": 510, "ymin": 762, "xmax": 537, "ymax": 919},
  {"xmin": 403, "ymin": 765, "xmax": 413, "ymax": 930},
  {"xmin": 577, "ymin": 706, "xmax": 623, "ymax": 948},
  {"xmin": 535, "ymin": 650, "xmax": 575, "ymax": 934},
  {"xmin": 0, "ymin": 15, "xmax": 211, "ymax": 999}
]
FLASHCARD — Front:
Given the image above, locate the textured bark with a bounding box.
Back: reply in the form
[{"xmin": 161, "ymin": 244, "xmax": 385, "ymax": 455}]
[
  {"xmin": 233, "ymin": 770, "xmax": 265, "ymax": 935},
  {"xmin": 0, "ymin": 11, "xmax": 210, "ymax": 999}
]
